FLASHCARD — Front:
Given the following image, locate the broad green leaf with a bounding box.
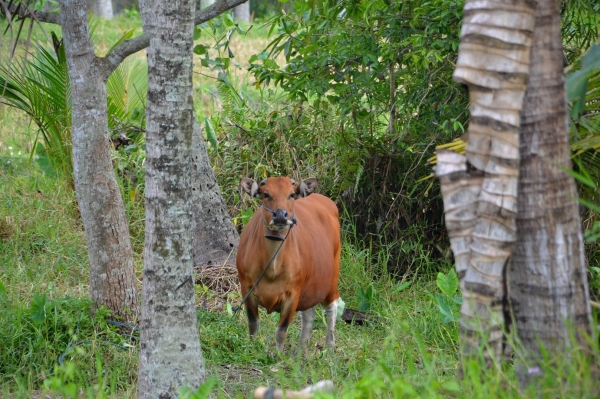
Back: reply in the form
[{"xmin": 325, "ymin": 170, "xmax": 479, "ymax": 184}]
[
  {"xmin": 193, "ymin": 26, "xmax": 202, "ymax": 40},
  {"xmin": 436, "ymin": 294, "xmax": 457, "ymax": 323},
  {"xmin": 191, "ymin": 377, "xmax": 218, "ymax": 398},
  {"xmin": 223, "ymin": 13, "xmax": 235, "ymax": 28},
  {"xmin": 436, "ymin": 269, "xmax": 458, "ymax": 297},
  {"xmin": 30, "ymin": 293, "xmax": 47, "ymax": 324},
  {"xmin": 34, "ymin": 142, "xmax": 58, "ymax": 178},
  {"xmin": 356, "ymin": 285, "xmax": 375, "ymax": 312},
  {"xmin": 193, "ymin": 44, "xmax": 207, "ymax": 55}
]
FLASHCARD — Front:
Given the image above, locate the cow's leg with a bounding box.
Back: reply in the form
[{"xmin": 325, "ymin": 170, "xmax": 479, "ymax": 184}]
[
  {"xmin": 299, "ymin": 306, "xmax": 316, "ymax": 348},
  {"xmin": 325, "ymin": 299, "xmax": 338, "ymax": 347},
  {"xmin": 276, "ymin": 298, "xmax": 299, "ymax": 352},
  {"xmin": 244, "ymin": 294, "xmax": 260, "ymax": 339}
]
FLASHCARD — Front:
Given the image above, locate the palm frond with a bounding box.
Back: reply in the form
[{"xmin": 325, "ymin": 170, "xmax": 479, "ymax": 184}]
[
  {"xmin": 106, "ymin": 57, "xmax": 148, "ymax": 146},
  {"xmin": 0, "ymin": 35, "xmax": 71, "ymax": 177}
]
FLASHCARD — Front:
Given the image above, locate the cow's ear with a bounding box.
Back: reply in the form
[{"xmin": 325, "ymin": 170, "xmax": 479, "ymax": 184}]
[
  {"xmin": 240, "ymin": 177, "xmax": 260, "ymax": 198},
  {"xmin": 296, "ymin": 178, "xmax": 318, "ymax": 197}
]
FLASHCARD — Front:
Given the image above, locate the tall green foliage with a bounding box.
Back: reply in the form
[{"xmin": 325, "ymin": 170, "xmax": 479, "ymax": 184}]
[
  {"xmin": 0, "ymin": 33, "xmax": 72, "ymax": 178},
  {"xmin": 215, "ymin": 0, "xmax": 467, "ymax": 274},
  {"xmin": 0, "ymin": 33, "xmax": 148, "ymax": 180}
]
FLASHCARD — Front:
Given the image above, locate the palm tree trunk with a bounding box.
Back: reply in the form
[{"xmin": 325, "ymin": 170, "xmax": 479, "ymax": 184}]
[
  {"xmin": 507, "ymin": 0, "xmax": 593, "ymax": 387},
  {"xmin": 137, "ymin": 0, "xmax": 205, "ymax": 396},
  {"xmin": 438, "ymin": 0, "xmax": 536, "ymax": 367},
  {"xmin": 59, "ymin": 0, "xmax": 138, "ymax": 321}
]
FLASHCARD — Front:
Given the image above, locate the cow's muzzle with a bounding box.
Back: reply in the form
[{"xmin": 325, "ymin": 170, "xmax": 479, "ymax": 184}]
[
  {"xmin": 271, "ymin": 209, "xmax": 290, "ymax": 226},
  {"xmin": 263, "ymin": 204, "xmax": 294, "ymax": 228}
]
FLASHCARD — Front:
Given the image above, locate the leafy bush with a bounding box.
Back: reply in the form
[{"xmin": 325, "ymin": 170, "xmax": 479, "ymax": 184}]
[{"xmin": 205, "ymin": 0, "xmax": 468, "ymax": 276}]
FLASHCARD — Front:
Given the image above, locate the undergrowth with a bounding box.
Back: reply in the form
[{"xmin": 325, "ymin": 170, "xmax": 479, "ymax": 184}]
[{"xmin": 2, "ymin": 161, "xmax": 599, "ymax": 398}]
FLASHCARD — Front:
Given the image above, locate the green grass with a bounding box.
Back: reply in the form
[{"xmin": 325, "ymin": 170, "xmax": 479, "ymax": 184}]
[
  {"xmin": 0, "ymin": 154, "xmax": 462, "ymax": 398},
  {"xmin": 2, "ymin": 126, "xmax": 600, "ymax": 399}
]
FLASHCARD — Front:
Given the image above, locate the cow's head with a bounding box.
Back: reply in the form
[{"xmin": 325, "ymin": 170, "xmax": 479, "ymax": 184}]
[{"xmin": 240, "ymin": 177, "xmax": 318, "ymax": 237}]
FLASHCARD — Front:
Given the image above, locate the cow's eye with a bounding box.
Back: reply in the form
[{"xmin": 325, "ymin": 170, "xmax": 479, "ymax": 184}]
[
  {"xmin": 263, "ymin": 193, "xmax": 271, "ymax": 200},
  {"xmin": 288, "ymin": 194, "xmax": 296, "ymax": 200}
]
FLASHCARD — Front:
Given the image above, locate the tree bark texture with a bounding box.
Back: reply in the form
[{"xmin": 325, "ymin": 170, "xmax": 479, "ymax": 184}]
[
  {"xmin": 140, "ymin": 0, "xmax": 240, "ymax": 270},
  {"xmin": 507, "ymin": 0, "xmax": 593, "ymax": 387},
  {"xmin": 137, "ymin": 0, "xmax": 205, "ymax": 396},
  {"xmin": 191, "ymin": 124, "xmax": 239, "ymax": 268},
  {"xmin": 89, "ymin": 0, "xmax": 113, "ymax": 19},
  {"xmin": 59, "ymin": 0, "xmax": 138, "ymax": 321},
  {"xmin": 233, "ymin": 1, "xmax": 250, "ymax": 23},
  {"xmin": 438, "ymin": 0, "xmax": 536, "ymax": 367}
]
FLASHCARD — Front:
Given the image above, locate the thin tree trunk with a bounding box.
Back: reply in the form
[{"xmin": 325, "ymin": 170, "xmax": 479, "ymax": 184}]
[
  {"xmin": 58, "ymin": 0, "xmax": 138, "ymax": 322},
  {"xmin": 94, "ymin": 0, "xmax": 113, "ymax": 19},
  {"xmin": 507, "ymin": 0, "xmax": 593, "ymax": 387},
  {"xmin": 438, "ymin": 0, "xmax": 536, "ymax": 368},
  {"xmin": 137, "ymin": 0, "xmax": 205, "ymax": 396},
  {"xmin": 233, "ymin": 1, "xmax": 249, "ymax": 23}
]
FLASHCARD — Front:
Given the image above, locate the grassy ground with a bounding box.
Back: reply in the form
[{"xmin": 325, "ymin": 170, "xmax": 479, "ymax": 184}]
[
  {"xmin": 3, "ymin": 144, "xmax": 599, "ymax": 398},
  {"xmin": 0, "ymin": 152, "xmax": 460, "ymax": 398}
]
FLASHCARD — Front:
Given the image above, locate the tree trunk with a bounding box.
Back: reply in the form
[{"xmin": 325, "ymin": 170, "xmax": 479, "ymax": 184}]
[
  {"xmin": 438, "ymin": 0, "xmax": 536, "ymax": 368},
  {"xmin": 233, "ymin": 1, "xmax": 249, "ymax": 23},
  {"xmin": 191, "ymin": 124, "xmax": 239, "ymax": 268},
  {"xmin": 140, "ymin": 0, "xmax": 239, "ymax": 271},
  {"xmin": 58, "ymin": 0, "xmax": 138, "ymax": 322},
  {"xmin": 140, "ymin": 0, "xmax": 240, "ymax": 268},
  {"xmin": 137, "ymin": 0, "xmax": 205, "ymax": 396},
  {"xmin": 93, "ymin": 0, "xmax": 114, "ymax": 19},
  {"xmin": 507, "ymin": 0, "xmax": 593, "ymax": 387}
]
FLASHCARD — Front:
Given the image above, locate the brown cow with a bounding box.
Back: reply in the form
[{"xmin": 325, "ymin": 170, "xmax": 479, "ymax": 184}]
[{"xmin": 236, "ymin": 177, "xmax": 341, "ymax": 352}]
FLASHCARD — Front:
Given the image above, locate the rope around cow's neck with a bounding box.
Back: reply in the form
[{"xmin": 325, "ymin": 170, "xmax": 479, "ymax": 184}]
[{"xmin": 232, "ymin": 221, "xmax": 295, "ymax": 315}]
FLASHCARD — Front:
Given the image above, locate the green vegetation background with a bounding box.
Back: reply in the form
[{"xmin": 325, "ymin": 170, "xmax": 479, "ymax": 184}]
[{"xmin": 1, "ymin": 1, "xmax": 599, "ymax": 397}]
